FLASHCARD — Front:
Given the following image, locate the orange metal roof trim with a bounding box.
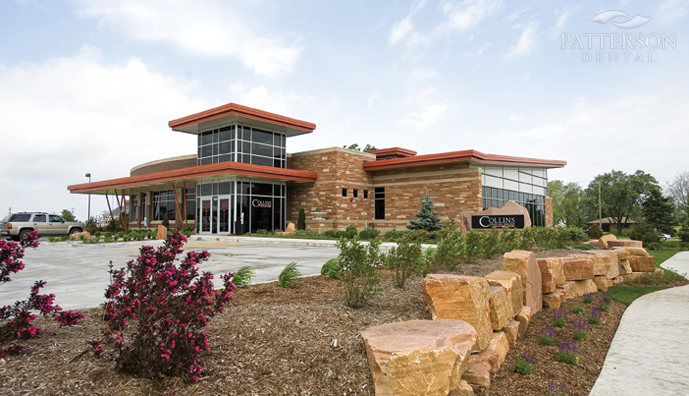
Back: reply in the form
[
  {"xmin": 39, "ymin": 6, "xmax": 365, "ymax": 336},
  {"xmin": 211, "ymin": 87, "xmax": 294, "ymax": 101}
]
[
  {"xmin": 168, "ymin": 103, "xmax": 316, "ymax": 133},
  {"xmin": 68, "ymin": 162, "xmax": 318, "ymax": 194},
  {"xmin": 362, "ymin": 149, "xmax": 566, "ymax": 171},
  {"xmin": 366, "ymin": 147, "xmax": 417, "ymax": 158}
]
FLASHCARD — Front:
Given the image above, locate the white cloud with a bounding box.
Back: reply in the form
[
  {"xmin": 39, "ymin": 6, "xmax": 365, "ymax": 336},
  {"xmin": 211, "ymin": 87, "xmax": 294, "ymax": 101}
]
[
  {"xmin": 73, "ymin": 0, "xmax": 302, "ymax": 77},
  {"xmin": 0, "ymin": 46, "xmax": 203, "ymax": 216},
  {"xmin": 395, "ymin": 103, "xmax": 449, "ymax": 129},
  {"xmin": 507, "ymin": 23, "xmax": 538, "ymax": 57},
  {"xmin": 389, "ymin": 16, "xmax": 414, "ymax": 46},
  {"xmin": 408, "ymin": 67, "xmax": 439, "ymax": 80},
  {"xmin": 553, "ymin": 7, "xmax": 579, "ymax": 32},
  {"xmin": 440, "ymin": 0, "xmax": 503, "ymax": 31},
  {"xmin": 659, "ymin": 0, "xmax": 689, "ymax": 20},
  {"xmin": 508, "ymin": 114, "xmax": 524, "ymax": 122}
]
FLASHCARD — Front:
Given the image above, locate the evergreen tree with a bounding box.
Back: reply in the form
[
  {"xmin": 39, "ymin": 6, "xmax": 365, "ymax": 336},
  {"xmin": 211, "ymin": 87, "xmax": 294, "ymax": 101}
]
[
  {"xmin": 407, "ymin": 193, "xmax": 442, "ymax": 231},
  {"xmin": 642, "ymin": 188, "xmax": 675, "ymax": 234},
  {"xmin": 297, "ymin": 208, "xmax": 306, "ymax": 230}
]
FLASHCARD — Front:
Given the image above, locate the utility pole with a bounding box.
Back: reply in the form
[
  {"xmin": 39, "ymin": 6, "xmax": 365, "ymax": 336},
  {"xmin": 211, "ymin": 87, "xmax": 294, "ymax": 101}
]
[{"xmin": 598, "ymin": 180, "xmax": 602, "ymax": 231}]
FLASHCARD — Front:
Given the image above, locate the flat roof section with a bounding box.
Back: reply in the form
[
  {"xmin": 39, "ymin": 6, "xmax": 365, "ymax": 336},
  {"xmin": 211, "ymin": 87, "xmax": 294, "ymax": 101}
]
[
  {"xmin": 68, "ymin": 161, "xmax": 318, "ymax": 195},
  {"xmin": 362, "ymin": 149, "xmax": 567, "ymax": 171},
  {"xmin": 168, "ymin": 102, "xmax": 316, "ymax": 137}
]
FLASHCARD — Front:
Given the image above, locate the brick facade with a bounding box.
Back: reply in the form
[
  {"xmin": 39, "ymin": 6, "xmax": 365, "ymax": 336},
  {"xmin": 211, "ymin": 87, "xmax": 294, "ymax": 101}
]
[{"xmin": 545, "ymin": 196, "xmax": 553, "ymax": 227}]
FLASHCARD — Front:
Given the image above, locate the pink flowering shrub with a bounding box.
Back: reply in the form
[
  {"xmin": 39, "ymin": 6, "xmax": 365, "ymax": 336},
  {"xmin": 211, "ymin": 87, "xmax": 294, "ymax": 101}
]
[
  {"xmin": 96, "ymin": 231, "xmax": 235, "ymax": 382},
  {"xmin": 0, "ymin": 231, "xmax": 83, "ymax": 356}
]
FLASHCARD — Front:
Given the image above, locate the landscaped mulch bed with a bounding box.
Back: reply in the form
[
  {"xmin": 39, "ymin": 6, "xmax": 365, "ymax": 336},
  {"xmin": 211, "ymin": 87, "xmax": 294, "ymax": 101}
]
[{"xmin": 1, "ymin": 249, "xmax": 625, "ymax": 395}]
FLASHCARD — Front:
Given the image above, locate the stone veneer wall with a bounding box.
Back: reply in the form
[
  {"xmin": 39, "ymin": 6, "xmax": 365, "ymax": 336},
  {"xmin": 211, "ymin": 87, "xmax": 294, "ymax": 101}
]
[
  {"xmin": 287, "ymin": 148, "xmax": 375, "ymax": 232},
  {"xmin": 370, "ymin": 163, "xmax": 482, "ymax": 232},
  {"xmin": 545, "ymin": 196, "xmax": 554, "ymax": 227}
]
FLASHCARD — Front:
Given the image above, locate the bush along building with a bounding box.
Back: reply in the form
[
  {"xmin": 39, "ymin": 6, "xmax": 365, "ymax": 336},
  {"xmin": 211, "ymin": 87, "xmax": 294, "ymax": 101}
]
[{"xmin": 68, "ymin": 103, "xmax": 565, "ymax": 235}]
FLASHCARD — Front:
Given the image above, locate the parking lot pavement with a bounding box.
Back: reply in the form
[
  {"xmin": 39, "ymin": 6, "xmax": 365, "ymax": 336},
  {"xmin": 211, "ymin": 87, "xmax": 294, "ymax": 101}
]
[{"xmin": 1, "ymin": 237, "xmax": 341, "ymax": 311}]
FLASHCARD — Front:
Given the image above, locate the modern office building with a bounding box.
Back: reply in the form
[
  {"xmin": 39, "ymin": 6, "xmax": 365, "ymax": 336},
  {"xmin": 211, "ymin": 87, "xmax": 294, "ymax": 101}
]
[{"xmin": 68, "ymin": 103, "xmax": 566, "ymax": 235}]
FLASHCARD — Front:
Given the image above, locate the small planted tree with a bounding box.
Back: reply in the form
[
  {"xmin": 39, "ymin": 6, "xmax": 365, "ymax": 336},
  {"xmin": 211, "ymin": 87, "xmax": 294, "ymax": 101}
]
[
  {"xmin": 407, "ymin": 193, "xmax": 442, "ymax": 231},
  {"xmin": 386, "ymin": 235, "xmax": 423, "ymax": 288},
  {"xmin": 336, "ymin": 238, "xmax": 383, "ymax": 308},
  {"xmin": 95, "ymin": 231, "xmax": 236, "ymax": 382},
  {"xmin": 432, "ymin": 231, "xmax": 465, "ymax": 272},
  {"xmin": 297, "ymin": 208, "xmax": 306, "ymax": 230}
]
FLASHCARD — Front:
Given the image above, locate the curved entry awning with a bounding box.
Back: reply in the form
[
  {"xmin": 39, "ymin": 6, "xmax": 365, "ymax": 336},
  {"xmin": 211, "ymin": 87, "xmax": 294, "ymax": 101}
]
[{"xmin": 67, "ymin": 161, "xmax": 318, "ymax": 195}]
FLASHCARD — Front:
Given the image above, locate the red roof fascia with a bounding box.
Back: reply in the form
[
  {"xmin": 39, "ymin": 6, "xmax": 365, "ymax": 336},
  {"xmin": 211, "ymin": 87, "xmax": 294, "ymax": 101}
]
[
  {"xmin": 362, "ymin": 150, "xmax": 566, "ymax": 171},
  {"xmin": 168, "ymin": 103, "xmax": 316, "ymax": 133},
  {"xmin": 366, "ymin": 147, "xmax": 417, "ymax": 158},
  {"xmin": 68, "ymin": 162, "xmax": 318, "ymax": 194}
]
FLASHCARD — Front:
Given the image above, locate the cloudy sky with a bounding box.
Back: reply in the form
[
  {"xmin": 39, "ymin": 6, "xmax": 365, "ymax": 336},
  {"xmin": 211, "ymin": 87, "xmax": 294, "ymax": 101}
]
[{"xmin": 1, "ymin": 0, "xmax": 688, "ymax": 219}]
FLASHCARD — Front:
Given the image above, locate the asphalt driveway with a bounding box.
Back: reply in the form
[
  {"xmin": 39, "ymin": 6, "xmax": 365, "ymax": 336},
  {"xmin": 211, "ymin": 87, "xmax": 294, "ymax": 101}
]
[{"xmin": 1, "ymin": 236, "xmax": 342, "ymax": 311}]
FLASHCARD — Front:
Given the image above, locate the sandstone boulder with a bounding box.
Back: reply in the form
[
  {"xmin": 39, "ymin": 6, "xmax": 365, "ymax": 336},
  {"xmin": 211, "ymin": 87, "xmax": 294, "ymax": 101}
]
[
  {"xmin": 593, "ymin": 276, "xmax": 609, "ymax": 292},
  {"xmin": 502, "ymin": 320, "xmax": 520, "ymax": 348},
  {"xmin": 573, "ymin": 253, "xmax": 613, "ymax": 277},
  {"xmin": 488, "ymin": 286, "xmax": 512, "ymax": 331},
  {"xmin": 502, "ymin": 250, "xmax": 542, "ymax": 315},
  {"xmin": 156, "ymin": 225, "xmax": 167, "ymax": 240},
  {"xmin": 361, "ymin": 319, "xmax": 477, "ymax": 396},
  {"xmin": 562, "ymin": 257, "xmax": 594, "ymax": 280},
  {"xmin": 560, "ymin": 282, "xmax": 578, "ymax": 299},
  {"xmin": 463, "ymin": 354, "xmax": 491, "ymax": 388},
  {"xmin": 573, "ymin": 279, "xmax": 598, "ymax": 296},
  {"xmin": 537, "ymin": 258, "xmax": 565, "ymax": 293},
  {"xmin": 484, "ymin": 271, "xmax": 523, "ymax": 318},
  {"xmin": 456, "ymin": 380, "xmax": 475, "ymax": 396},
  {"xmin": 618, "ymin": 259, "xmax": 633, "ymax": 275},
  {"xmin": 613, "ymin": 246, "xmax": 650, "ymax": 257},
  {"xmin": 628, "ymin": 256, "xmax": 656, "ymax": 272},
  {"xmin": 543, "ymin": 289, "xmax": 567, "ymax": 309},
  {"xmin": 599, "ymin": 234, "xmax": 617, "ymax": 249},
  {"xmin": 480, "ymin": 331, "xmax": 510, "ymax": 373},
  {"xmin": 608, "ymin": 239, "xmax": 643, "ymax": 248},
  {"xmin": 581, "ymin": 250, "xmax": 620, "ymax": 279},
  {"xmin": 514, "ymin": 306, "xmax": 532, "ymax": 337},
  {"xmin": 423, "ymin": 275, "xmax": 493, "ymax": 350},
  {"xmin": 69, "ymin": 231, "xmax": 91, "ymax": 240},
  {"xmin": 611, "ymin": 276, "xmax": 625, "ymax": 285}
]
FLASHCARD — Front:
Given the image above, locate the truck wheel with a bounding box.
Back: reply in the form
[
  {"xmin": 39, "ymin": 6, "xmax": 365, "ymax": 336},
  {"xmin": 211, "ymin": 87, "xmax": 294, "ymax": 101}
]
[
  {"xmin": 19, "ymin": 229, "xmax": 33, "ymax": 241},
  {"xmin": 69, "ymin": 228, "xmax": 83, "ymax": 235}
]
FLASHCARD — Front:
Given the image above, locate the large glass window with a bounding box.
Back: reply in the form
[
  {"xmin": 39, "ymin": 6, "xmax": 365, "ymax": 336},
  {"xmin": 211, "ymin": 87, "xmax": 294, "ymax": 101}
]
[
  {"xmin": 482, "ymin": 186, "xmax": 546, "ymax": 227},
  {"xmin": 197, "ymin": 124, "xmax": 286, "ymax": 168},
  {"xmin": 131, "ymin": 195, "xmax": 138, "ymax": 222},
  {"xmin": 152, "ymin": 190, "xmax": 176, "ymax": 221},
  {"xmin": 482, "ymin": 166, "xmax": 549, "ymax": 226},
  {"xmin": 374, "ymin": 187, "xmax": 385, "ymax": 220},
  {"xmin": 185, "ymin": 189, "xmax": 195, "ymax": 221}
]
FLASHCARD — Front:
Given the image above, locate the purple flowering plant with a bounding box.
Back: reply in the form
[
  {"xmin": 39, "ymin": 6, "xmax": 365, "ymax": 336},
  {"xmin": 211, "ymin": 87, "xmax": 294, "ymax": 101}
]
[
  {"xmin": 95, "ymin": 231, "xmax": 236, "ymax": 382},
  {"xmin": 587, "ymin": 307, "xmax": 603, "ymax": 325},
  {"xmin": 539, "ymin": 326, "xmax": 556, "ymax": 346},
  {"xmin": 572, "ymin": 317, "xmax": 589, "ymax": 341},
  {"xmin": 514, "ymin": 351, "xmax": 535, "ymax": 375},
  {"xmin": 557, "ymin": 341, "xmax": 579, "ymax": 365},
  {"xmin": 0, "ymin": 231, "xmax": 83, "ymax": 357},
  {"xmin": 546, "ymin": 378, "xmax": 567, "ymax": 396},
  {"xmin": 553, "ymin": 308, "xmax": 567, "ymax": 328}
]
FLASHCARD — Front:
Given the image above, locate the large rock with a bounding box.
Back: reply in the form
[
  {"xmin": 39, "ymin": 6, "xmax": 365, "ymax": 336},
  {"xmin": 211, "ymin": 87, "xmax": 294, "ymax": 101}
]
[
  {"xmin": 157, "ymin": 225, "xmax": 168, "ymax": 240},
  {"xmin": 484, "ymin": 271, "xmax": 523, "ymax": 318},
  {"xmin": 543, "ymin": 289, "xmax": 567, "ymax": 309},
  {"xmin": 608, "ymin": 239, "xmax": 643, "ymax": 248},
  {"xmin": 463, "ymin": 354, "xmax": 491, "ymax": 388},
  {"xmin": 618, "ymin": 259, "xmax": 633, "ymax": 275},
  {"xmin": 456, "ymin": 380, "xmax": 475, "ymax": 396},
  {"xmin": 69, "ymin": 231, "xmax": 91, "ymax": 240},
  {"xmin": 488, "ymin": 286, "xmax": 512, "ymax": 331},
  {"xmin": 613, "ymin": 246, "xmax": 650, "ymax": 257},
  {"xmin": 581, "ymin": 250, "xmax": 620, "ymax": 279},
  {"xmin": 628, "ymin": 256, "xmax": 656, "ymax": 272},
  {"xmin": 502, "ymin": 320, "xmax": 520, "ymax": 348},
  {"xmin": 537, "ymin": 258, "xmax": 565, "ymax": 293},
  {"xmin": 361, "ymin": 319, "xmax": 477, "ymax": 396},
  {"xmin": 593, "ymin": 276, "xmax": 609, "ymax": 292},
  {"xmin": 480, "ymin": 331, "xmax": 510, "ymax": 373},
  {"xmin": 599, "ymin": 234, "xmax": 617, "ymax": 249},
  {"xmin": 502, "ymin": 251, "xmax": 542, "ymax": 315},
  {"xmin": 514, "ymin": 306, "xmax": 532, "ymax": 337},
  {"xmin": 423, "ymin": 275, "xmax": 493, "ymax": 350},
  {"xmin": 562, "ymin": 257, "xmax": 595, "ymax": 280},
  {"xmin": 573, "ymin": 253, "xmax": 612, "ymax": 277},
  {"xmin": 573, "ymin": 279, "xmax": 598, "ymax": 296},
  {"xmin": 560, "ymin": 282, "xmax": 578, "ymax": 299}
]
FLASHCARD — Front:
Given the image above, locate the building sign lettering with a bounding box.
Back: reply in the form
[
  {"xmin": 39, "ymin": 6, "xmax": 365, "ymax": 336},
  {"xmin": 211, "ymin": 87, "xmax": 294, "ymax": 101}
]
[
  {"xmin": 252, "ymin": 199, "xmax": 272, "ymax": 208},
  {"xmin": 471, "ymin": 214, "xmax": 525, "ymax": 229}
]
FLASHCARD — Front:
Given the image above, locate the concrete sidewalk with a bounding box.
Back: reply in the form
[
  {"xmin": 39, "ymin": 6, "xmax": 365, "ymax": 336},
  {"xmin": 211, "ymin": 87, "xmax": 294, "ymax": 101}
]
[{"xmin": 589, "ymin": 251, "xmax": 689, "ymax": 395}]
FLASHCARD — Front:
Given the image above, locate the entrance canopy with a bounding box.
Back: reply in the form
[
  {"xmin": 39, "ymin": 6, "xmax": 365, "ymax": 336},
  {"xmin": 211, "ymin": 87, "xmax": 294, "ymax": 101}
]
[{"xmin": 68, "ymin": 161, "xmax": 317, "ymax": 196}]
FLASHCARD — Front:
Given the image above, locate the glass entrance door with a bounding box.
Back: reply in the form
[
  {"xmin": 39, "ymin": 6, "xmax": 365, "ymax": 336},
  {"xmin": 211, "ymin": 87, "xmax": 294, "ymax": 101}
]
[
  {"xmin": 200, "ymin": 198, "xmax": 212, "ymax": 233},
  {"xmin": 199, "ymin": 196, "xmax": 231, "ymax": 234}
]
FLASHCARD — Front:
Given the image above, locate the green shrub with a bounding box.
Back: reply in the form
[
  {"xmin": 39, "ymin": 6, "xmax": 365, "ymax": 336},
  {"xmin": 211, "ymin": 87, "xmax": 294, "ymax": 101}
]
[
  {"xmin": 336, "ymin": 238, "xmax": 383, "ymax": 308},
  {"xmin": 630, "ymin": 222, "xmax": 660, "ymax": 246},
  {"xmin": 321, "ymin": 259, "xmax": 341, "ymax": 279},
  {"xmin": 432, "ymin": 231, "xmax": 465, "ymax": 272},
  {"xmin": 465, "ymin": 230, "xmax": 483, "ymax": 262},
  {"xmin": 513, "ymin": 352, "xmax": 534, "ymax": 375},
  {"xmin": 161, "ymin": 218, "xmax": 170, "ymax": 228},
  {"xmin": 323, "ymin": 230, "xmax": 337, "ymax": 238},
  {"xmin": 278, "ymin": 262, "xmax": 301, "ymax": 289},
  {"xmin": 679, "ymin": 218, "xmax": 689, "ymax": 243},
  {"xmin": 256, "ymin": 229, "xmax": 269, "ymax": 235},
  {"xmin": 518, "ymin": 227, "xmax": 536, "ymax": 250},
  {"xmin": 384, "ymin": 229, "xmax": 406, "ymax": 241},
  {"xmin": 358, "ymin": 229, "xmax": 380, "ymax": 240},
  {"xmin": 336, "ymin": 226, "xmax": 358, "ymax": 239},
  {"xmin": 587, "ymin": 224, "xmax": 603, "ymax": 239},
  {"xmin": 231, "ymin": 266, "xmax": 255, "ymax": 288},
  {"xmin": 297, "ymin": 208, "xmax": 306, "ymax": 231},
  {"xmin": 386, "ymin": 235, "xmax": 423, "ymax": 288}
]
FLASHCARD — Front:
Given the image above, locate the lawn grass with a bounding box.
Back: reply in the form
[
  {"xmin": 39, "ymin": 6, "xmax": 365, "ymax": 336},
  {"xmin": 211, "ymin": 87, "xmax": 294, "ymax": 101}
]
[{"xmin": 607, "ymin": 285, "xmax": 671, "ymax": 304}]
